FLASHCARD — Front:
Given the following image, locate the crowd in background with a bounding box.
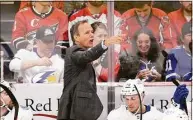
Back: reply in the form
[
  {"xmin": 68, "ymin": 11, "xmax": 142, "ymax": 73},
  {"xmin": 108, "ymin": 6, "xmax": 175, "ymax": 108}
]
[{"xmin": 1, "ymin": 1, "xmax": 192, "ymax": 83}]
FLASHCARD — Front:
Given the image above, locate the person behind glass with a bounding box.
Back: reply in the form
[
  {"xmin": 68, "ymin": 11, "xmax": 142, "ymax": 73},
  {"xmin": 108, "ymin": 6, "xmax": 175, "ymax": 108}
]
[
  {"xmin": 165, "ymin": 22, "xmax": 192, "ymax": 81},
  {"xmin": 9, "ymin": 26, "xmax": 64, "ymax": 83},
  {"xmin": 12, "ymin": 1, "xmax": 68, "ymax": 50},
  {"xmin": 57, "ymin": 20, "xmax": 124, "ymax": 120},
  {"xmin": 107, "ymin": 79, "xmax": 164, "ymax": 120},
  {"xmin": 0, "ymin": 80, "xmax": 33, "ymax": 120},
  {"xmin": 133, "ymin": 28, "xmax": 163, "ymax": 82},
  {"xmin": 91, "ymin": 22, "xmax": 121, "ymax": 82},
  {"xmin": 68, "ymin": 1, "xmax": 121, "ymax": 47},
  {"xmin": 168, "ymin": 1, "xmax": 192, "ymax": 46},
  {"xmin": 121, "ymin": 1, "xmax": 174, "ymax": 50}
]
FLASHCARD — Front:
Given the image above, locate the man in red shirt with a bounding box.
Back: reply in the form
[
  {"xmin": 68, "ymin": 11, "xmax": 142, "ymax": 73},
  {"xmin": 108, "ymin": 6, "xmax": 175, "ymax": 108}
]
[
  {"xmin": 121, "ymin": 1, "xmax": 174, "ymax": 50},
  {"xmin": 12, "ymin": 1, "xmax": 68, "ymax": 50},
  {"xmin": 168, "ymin": 1, "xmax": 192, "ymax": 46}
]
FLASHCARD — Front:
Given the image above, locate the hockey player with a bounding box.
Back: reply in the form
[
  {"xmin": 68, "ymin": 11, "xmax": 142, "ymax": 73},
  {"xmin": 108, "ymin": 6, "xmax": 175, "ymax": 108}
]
[
  {"xmin": 162, "ymin": 82, "xmax": 191, "ymax": 120},
  {"xmin": 9, "ymin": 26, "xmax": 64, "ymax": 83},
  {"xmin": 107, "ymin": 79, "xmax": 164, "ymax": 120},
  {"xmin": 12, "ymin": 1, "xmax": 68, "ymax": 50},
  {"xmin": 0, "ymin": 80, "xmax": 33, "ymax": 120},
  {"xmin": 165, "ymin": 21, "xmax": 192, "ymax": 81}
]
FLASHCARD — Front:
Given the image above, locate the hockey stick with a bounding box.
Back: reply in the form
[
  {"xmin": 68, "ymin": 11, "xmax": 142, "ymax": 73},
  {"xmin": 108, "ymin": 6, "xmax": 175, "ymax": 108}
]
[
  {"xmin": 161, "ymin": 50, "xmax": 188, "ymax": 115},
  {"xmin": 0, "ymin": 83, "xmax": 19, "ymax": 120},
  {"xmin": 134, "ymin": 85, "xmax": 142, "ymax": 120}
]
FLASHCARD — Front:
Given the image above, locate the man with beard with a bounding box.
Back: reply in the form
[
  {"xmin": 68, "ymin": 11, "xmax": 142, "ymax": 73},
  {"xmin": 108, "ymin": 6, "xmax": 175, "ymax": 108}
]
[
  {"xmin": 68, "ymin": 1, "xmax": 121, "ymax": 47},
  {"xmin": 168, "ymin": 1, "xmax": 192, "ymax": 46}
]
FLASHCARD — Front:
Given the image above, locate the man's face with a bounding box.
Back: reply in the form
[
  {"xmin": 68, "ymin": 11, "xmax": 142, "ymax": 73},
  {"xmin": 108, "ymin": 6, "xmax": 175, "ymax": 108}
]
[
  {"xmin": 93, "ymin": 27, "xmax": 108, "ymax": 46},
  {"xmin": 181, "ymin": 1, "xmax": 192, "ymax": 13},
  {"xmin": 0, "ymin": 91, "xmax": 12, "ymax": 108},
  {"xmin": 75, "ymin": 23, "xmax": 94, "ymax": 48},
  {"xmin": 135, "ymin": 4, "xmax": 151, "ymax": 19},
  {"xmin": 183, "ymin": 33, "xmax": 192, "ymax": 50},
  {"xmin": 124, "ymin": 94, "xmax": 141, "ymax": 113},
  {"xmin": 36, "ymin": 1, "xmax": 52, "ymax": 6},
  {"xmin": 36, "ymin": 40, "xmax": 55, "ymax": 55},
  {"xmin": 89, "ymin": 1, "xmax": 104, "ymax": 7}
]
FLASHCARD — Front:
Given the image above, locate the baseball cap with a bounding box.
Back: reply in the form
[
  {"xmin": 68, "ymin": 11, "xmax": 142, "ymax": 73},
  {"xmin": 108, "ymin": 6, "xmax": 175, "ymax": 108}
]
[
  {"xmin": 36, "ymin": 26, "xmax": 55, "ymax": 43},
  {"xmin": 181, "ymin": 22, "xmax": 192, "ymax": 37}
]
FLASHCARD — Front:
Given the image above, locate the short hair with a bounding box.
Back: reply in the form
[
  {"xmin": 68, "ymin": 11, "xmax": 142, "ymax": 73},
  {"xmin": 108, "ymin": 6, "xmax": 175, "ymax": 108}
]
[
  {"xmin": 70, "ymin": 20, "xmax": 88, "ymax": 44},
  {"xmin": 132, "ymin": 1, "xmax": 152, "ymax": 8},
  {"xmin": 91, "ymin": 22, "xmax": 107, "ymax": 33}
]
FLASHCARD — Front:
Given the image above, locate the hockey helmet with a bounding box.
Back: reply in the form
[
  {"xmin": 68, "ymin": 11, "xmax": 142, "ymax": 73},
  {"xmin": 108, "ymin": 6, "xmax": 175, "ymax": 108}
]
[{"xmin": 121, "ymin": 79, "xmax": 145, "ymax": 96}]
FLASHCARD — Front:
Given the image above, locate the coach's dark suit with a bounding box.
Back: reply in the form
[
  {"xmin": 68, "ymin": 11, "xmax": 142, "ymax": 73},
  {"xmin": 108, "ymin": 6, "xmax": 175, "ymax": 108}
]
[{"xmin": 57, "ymin": 43, "xmax": 106, "ymax": 120}]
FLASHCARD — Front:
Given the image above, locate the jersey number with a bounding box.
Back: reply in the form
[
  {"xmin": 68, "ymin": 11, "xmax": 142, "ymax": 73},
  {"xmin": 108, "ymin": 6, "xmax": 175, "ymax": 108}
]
[{"xmin": 165, "ymin": 60, "xmax": 172, "ymax": 71}]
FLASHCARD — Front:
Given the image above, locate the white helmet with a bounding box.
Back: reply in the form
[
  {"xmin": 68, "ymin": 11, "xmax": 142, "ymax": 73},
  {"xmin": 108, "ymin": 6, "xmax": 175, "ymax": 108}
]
[
  {"xmin": 121, "ymin": 79, "xmax": 145, "ymax": 96},
  {"xmin": 162, "ymin": 107, "xmax": 189, "ymax": 120},
  {"xmin": 0, "ymin": 80, "xmax": 11, "ymax": 93}
]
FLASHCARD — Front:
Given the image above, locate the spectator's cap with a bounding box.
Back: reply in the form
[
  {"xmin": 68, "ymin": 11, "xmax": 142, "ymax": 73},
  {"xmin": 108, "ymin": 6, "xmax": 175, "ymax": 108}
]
[
  {"xmin": 36, "ymin": 26, "xmax": 55, "ymax": 43},
  {"xmin": 182, "ymin": 22, "xmax": 192, "ymax": 37}
]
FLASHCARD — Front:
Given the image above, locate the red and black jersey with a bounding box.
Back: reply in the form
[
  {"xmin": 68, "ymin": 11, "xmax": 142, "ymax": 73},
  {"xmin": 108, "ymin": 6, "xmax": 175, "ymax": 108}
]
[
  {"xmin": 12, "ymin": 6, "xmax": 68, "ymax": 49},
  {"xmin": 168, "ymin": 8, "xmax": 191, "ymax": 46},
  {"xmin": 121, "ymin": 8, "xmax": 174, "ymax": 49}
]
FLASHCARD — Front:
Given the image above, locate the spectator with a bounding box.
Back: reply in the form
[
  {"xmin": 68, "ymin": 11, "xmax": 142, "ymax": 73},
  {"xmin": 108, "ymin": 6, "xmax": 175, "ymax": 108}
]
[
  {"xmin": 165, "ymin": 22, "xmax": 192, "ymax": 81},
  {"xmin": 91, "ymin": 22, "xmax": 121, "ymax": 82},
  {"xmin": 57, "ymin": 20, "xmax": 123, "ymax": 120},
  {"xmin": 12, "ymin": 1, "xmax": 68, "ymax": 50},
  {"xmin": 9, "ymin": 26, "xmax": 64, "ymax": 83},
  {"xmin": 107, "ymin": 79, "xmax": 164, "ymax": 120},
  {"xmin": 0, "ymin": 80, "xmax": 33, "ymax": 120},
  {"xmin": 168, "ymin": 1, "xmax": 192, "ymax": 46},
  {"xmin": 68, "ymin": 1, "xmax": 122, "ymax": 46},
  {"xmin": 133, "ymin": 28, "xmax": 163, "ymax": 82},
  {"xmin": 19, "ymin": 1, "xmax": 65, "ymax": 11},
  {"xmin": 121, "ymin": 1, "xmax": 174, "ymax": 50}
]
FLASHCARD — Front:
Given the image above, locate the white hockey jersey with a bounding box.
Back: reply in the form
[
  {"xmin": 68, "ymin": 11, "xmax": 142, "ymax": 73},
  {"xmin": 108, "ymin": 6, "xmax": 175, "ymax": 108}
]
[
  {"xmin": 107, "ymin": 105, "xmax": 164, "ymax": 120},
  {"xmin": 1, "ymin": 106, "xmax": 33, "ymax": 120},
  {"xmin": 9, "ymin": 49, "xmax": 64, "ymax": 83}
]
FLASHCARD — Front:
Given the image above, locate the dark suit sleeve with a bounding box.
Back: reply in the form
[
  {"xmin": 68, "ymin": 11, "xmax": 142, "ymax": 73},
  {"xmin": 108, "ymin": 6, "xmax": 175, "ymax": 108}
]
[{"xmin": 71, "ymin": 43, "xmax": 107, "ymax": 66}]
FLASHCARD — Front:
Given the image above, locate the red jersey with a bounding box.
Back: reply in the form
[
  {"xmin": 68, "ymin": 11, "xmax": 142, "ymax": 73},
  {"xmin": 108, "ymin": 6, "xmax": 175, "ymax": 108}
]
[
  {"xmin": 168, "ymin": 8, "xmax": 191, "ymax": 46},
  {"xmin": 121, "ymin": 8, "xmax": 174, "ymax": 49},
  {"xmin": 68, "ymin": 6, "xmax": 122, "ymax": 46},
  {"xmin": 19, "ymin": 1, "xmax": 65, "ymax": 11},
  {"xmin": 93, "ymin": 45, "xmax": 121, "ymax": 82},
  {"xmin": 12, "ymin": 6, "xmax": 68, "ymax": 49}
]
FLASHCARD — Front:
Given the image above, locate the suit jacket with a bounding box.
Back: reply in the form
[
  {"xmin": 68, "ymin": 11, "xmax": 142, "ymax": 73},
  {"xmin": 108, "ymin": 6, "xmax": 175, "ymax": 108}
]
[{"xmin": 57, "ymin": 43, "xmax": 106, "ymax": 120}]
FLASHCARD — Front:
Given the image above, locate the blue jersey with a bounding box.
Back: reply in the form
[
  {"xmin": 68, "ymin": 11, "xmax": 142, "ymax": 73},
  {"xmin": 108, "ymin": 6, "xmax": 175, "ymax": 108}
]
[{"xmin": 165, "ymin": 46, "xmax": 192, "ymax": 81}]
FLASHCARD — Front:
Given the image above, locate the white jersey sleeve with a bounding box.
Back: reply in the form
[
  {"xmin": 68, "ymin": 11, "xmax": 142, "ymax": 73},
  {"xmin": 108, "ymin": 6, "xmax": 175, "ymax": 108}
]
[
  {"xmin": 9, "ymin": 49, "xmax": 30, "ymax": 72},
  {"xmin": 107, "ymin": 105, "xmax": 137, "ymax": 120},
  {"xmin": 2, "ymin": 106, "xmax": 33, "ymax": 120}
]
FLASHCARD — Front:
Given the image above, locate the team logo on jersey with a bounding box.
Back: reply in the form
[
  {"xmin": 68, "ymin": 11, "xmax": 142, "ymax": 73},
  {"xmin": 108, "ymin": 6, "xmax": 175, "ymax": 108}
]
[
  {"xmin": 31, "ymin": 71, "xmax": 57, "ymax": 83},
  {"xmin": 31, "ymin": 19, "xmax": 40, "ymax": 27}
]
